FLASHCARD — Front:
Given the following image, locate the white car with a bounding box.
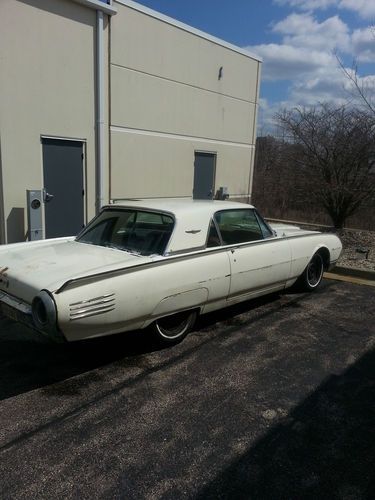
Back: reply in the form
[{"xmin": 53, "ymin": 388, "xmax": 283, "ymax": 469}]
[{"xmin": 0, "ymin": 199, "xmax": 342, "ymax": 343}]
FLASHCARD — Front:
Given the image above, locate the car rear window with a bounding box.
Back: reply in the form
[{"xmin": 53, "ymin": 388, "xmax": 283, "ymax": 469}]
[{"xmin": 76, "ymin": 209, "xmax": 174, "ymax": 256}]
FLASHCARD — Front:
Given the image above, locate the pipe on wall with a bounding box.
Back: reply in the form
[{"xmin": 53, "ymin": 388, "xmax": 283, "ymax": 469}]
[{"xmin": 96, "ymin": 9, "xmax": 105, "ymax": 213}]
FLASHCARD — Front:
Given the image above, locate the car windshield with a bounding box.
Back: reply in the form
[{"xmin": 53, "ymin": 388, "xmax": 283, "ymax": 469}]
[{"xmin": 76, "ymin": 209, "xmax": 174, "ymax": 256}]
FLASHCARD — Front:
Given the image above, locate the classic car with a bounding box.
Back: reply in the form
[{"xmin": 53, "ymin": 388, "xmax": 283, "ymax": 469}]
[{"xmin": 0, "ymin": 199, "xmax": 342, "ymax": 344}]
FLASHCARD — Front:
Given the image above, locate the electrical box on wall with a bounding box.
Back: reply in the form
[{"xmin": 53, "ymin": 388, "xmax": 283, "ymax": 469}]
[
  {"xmin": 27, "ymin": 190, "xmax": 44, "ymax": 241},
  {"xmin": 217, "ymin": 186, "xmax": 229, "ymax": 200}
]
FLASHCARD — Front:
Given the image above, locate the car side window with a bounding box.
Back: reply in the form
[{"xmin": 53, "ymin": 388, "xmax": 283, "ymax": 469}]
[
  {"xmin": 214, "ymin": 209, "xmax": 264, "ymax": 244},
  {"xmin": 207, "ymin": 220, "xmax": 221, "ymax": 247}
]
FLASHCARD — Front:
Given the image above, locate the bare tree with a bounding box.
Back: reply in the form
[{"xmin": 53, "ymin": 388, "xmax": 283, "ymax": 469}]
[
  {"xmin": 336, "ymin": 26, "xmax": 375, "ymax": 118},
  {"xmin": 253, "ymin": 136, "xmax": 283, "ymax": 208},
  {"xmin": 275, "ymin": 104, "xmax": 375, "ymax": 228},
  {"xmin": 253, "ymin": 135, "xmax": 307, "ymax": 219},
  {"xmin": 337, "ymin": 56, "xmax": 375, "ymax": 117}
]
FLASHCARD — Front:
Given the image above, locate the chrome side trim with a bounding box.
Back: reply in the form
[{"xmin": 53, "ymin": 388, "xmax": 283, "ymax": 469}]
[
  {"xmin": 0, "ymin": 290, "xmax": 31, "ymax": 315},
  {"xmin": 70, "ymin": 307, "xmax": 116, "ymax": 321},
  {"xmin": 56, "ymin": 233, "xmax": 326, "ymax": 294},
  {"xmin": 71, "ymin": 302, "xmax": 115, "ymax": 316},
  {"xmin": 0, "ymin": 290, "xmax": 35, "ymax": 333},
  {"xmin": 70, "ymin": 293, "xmax": 115, "ymax": 307},
  {"xmin": 69, "ymin": 293, "xmax": 115, "ymax": 321}
]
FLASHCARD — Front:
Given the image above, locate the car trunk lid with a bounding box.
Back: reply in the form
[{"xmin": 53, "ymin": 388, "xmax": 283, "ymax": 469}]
[{"xmin": 0, "ymin": 239, "xmax": 151, "ymax": 303}]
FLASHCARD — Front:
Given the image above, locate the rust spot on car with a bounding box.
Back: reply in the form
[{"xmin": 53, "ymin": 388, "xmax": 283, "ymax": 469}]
[
  {"xmin": 0, "ymin": 267, "xmax": 9, "ymax": 276},
  {"xmin": 0, "ymin": 267, "xmax": 9, "ymax": 288}
]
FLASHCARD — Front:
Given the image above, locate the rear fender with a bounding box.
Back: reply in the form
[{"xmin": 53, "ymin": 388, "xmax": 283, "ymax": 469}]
[{"xmin": 145, "ymin": 287, "xmax": 208, "ymax": 326}]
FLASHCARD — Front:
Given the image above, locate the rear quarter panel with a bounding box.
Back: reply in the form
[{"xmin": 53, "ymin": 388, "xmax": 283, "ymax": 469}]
[
  {"xmin": 53, "ymin": 250, "xmax": 231, "ymax": 341},
  {"xmin": 287, "ymin": 233, "xmax": 342, "ymax": 284}
]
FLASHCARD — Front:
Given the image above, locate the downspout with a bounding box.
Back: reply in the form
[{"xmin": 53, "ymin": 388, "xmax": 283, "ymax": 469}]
[
  {"xmin": 96, "ymin": 9, "xmax": 105, "ymax": 213},
  {"xmin": 0, "ymin": 139, "xmax": 5, "ymax": 244},
  {"xmin": 248, "ymin": 60, "xmax": 262, "ymax": 204}
]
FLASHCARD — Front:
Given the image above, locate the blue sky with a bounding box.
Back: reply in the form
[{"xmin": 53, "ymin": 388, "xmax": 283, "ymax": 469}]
[{"xmin": 133, "ymin": 0, "xmax": 375, "ymax": 132}]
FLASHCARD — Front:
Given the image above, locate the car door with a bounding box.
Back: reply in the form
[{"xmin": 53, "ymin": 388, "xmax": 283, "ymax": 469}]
[{"xmin": 214, "ymin": 209, "xmax": 292, "ymax": 301}]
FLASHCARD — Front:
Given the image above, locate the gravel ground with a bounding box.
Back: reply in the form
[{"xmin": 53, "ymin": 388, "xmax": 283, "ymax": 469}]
[{"xmin": 337, "ymin": 229, "xmax": 375, "ymax": 272}]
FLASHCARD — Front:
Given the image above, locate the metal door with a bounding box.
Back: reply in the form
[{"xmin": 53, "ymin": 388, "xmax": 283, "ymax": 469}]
[
  {"xmin": 193, "ymin": 152, "xmax": 216, "ymax": 199},
  {"xmin": 42, "ymin": 138, "xmax": 84, "ymax": 238}
]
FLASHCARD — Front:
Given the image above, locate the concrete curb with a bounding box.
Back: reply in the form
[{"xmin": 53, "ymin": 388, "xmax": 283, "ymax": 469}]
[
  {"xmin": 324, "ymin": 272, "xmax": 375, "ymax": 287},
  {"xmin": 332, "ymin": 265, "xmax": 375, "ymax": 282}
]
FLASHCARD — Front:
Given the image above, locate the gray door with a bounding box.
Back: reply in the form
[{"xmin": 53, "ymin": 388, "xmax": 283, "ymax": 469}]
[
  {"xmin": 193, "ymin": 152, "xmax": 216, "ymax": 200},
  {"xmin": 42, "ymin": 138, "xmax": 84, "ymax": 238}
]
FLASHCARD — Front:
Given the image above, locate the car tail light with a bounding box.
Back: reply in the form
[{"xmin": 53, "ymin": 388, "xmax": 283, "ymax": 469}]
[{"xmin": 32, "ymin": 290, "xmax": 58, "ymax": 335}]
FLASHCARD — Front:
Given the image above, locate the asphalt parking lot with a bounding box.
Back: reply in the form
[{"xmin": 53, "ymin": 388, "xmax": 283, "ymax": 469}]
[{"xmin": 0, "ymin": 280, "xmax": 374, "ymax": 499}]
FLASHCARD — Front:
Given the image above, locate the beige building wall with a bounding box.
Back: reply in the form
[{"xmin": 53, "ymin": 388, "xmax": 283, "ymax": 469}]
[
  {"xmin": 110, "ymin": 0, "xmax": 261, "ymax": 201},
  {"xmin": 111, "ymin": 131, "xmax": 254, "ymax": 199},
  {"xmin": 0, "ymin": 0, "xmax": 260, "ymax": 243},
  {"xmin": 0, "ymin": 0, "xmax": 104, "ymax": 243}
]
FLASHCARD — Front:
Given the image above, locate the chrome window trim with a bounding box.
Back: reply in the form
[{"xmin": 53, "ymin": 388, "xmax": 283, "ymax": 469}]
[
  {"xmin": 204, "ymin": 217, "xmax": 223, "ymax": 249},
  {"xmin": 254, "ymin": 209, "xmax": 275, "ymax": 239}
]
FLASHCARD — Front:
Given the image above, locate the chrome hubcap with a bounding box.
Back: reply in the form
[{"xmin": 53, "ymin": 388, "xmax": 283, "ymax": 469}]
[
  {"xmin": 156, "ymin": 311, "xmax": 193, "ymax": 339},
  {"xmin": 307, "ymin": 254, "xmax": 323, "ymax": 287}
]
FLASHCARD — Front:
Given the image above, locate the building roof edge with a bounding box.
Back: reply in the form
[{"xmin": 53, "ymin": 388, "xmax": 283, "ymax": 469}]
[
  {"xmin": 114, "ymin": 0, "xmax": 262, "ymax": 63},
  {"xmin": 71, "ymin": 0, "xmax": 117, "ymax": 15}
]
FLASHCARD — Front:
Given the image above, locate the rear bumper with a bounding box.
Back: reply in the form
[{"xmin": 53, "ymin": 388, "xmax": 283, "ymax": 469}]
[{"xmin": 0, "ymin": 290, "xmax": 65, "ymax": 342}]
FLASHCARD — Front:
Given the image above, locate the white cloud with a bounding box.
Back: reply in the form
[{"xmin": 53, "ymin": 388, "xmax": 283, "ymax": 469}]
[
  {"xmin": 361, "ymin": 74, "xmax": 375, "ymax": 89},
  {"xmin": 257, "ymin": 67, "xmax": 375, "ymax": 134},
  {"xmin": 248, "ymin": 13, "xmax": 348, "ymax": 81},
  {"xmin": 252, "ymin": 5, "xmax": 375, "ymax": 132},
  {"xmin": 274, "ymin": 0, "xmax": 338, "ymax": 10},
  {"xmin": 352, "ymin": 27, "xmax": 375, "ymax": 62},
  {"xmin": 288, "ymin": 66, "xmax": 352, "ymax": 105},
  {"xmin": 257, "ymin": 98, "xmax": 276, "ymax": 133},
  {"xmin": 272, "ymin": 13, "xmax": 350, "ymax": 51},
  {"xmin": 339, "ymin": 0, "xmax": 375, "ymax": 20},
  {"xmin": 274, "ymin": 0, "xmax": 375, "ymax": 19},
  {"xmin": 256, "ymin": 78, "xmax": 341, "ymax": 133},
  {"xmin": 250, "ymin": 43, "xmax": 335, "ymax": 80}
]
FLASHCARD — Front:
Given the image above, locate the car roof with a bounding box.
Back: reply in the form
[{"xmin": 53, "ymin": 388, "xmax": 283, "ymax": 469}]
[
  {"xmin": 106, "ymin": 198, "xmax": 255, "ymax": 254},
  {"xmin": 110, "ymin": 198, "xmax": 254, "ymax": 217}
]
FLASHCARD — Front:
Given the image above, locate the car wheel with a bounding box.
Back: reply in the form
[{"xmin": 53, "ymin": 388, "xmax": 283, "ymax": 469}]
[
  {"xmin": 152, "ymin": 310, "xmax": 197, "ymax": 344},
  {"xmin": 299, "ymin": 252, "xmax": 324, "ymax": 291}
]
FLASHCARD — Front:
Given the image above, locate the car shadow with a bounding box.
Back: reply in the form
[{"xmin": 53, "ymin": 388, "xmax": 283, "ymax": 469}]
[
  {"xmin": 196, "ymin": 345, "xmax": 375, "ymax": 499},
  {"xmin": 196, "ymin": 280, "xmax": 334, "ymax": 331},
  {"xmin": 0, "ymin": 282, "xmax": 333, "ymax": 403},
  {"xmin": 0, "ymin": 319, "xmax": 164, "ymax": 402}
]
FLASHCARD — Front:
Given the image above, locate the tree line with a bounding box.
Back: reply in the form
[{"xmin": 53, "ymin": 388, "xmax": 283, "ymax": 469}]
[{"xmin": 252, "ymin": 104, "xmax": 375, "ymax": 230}]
